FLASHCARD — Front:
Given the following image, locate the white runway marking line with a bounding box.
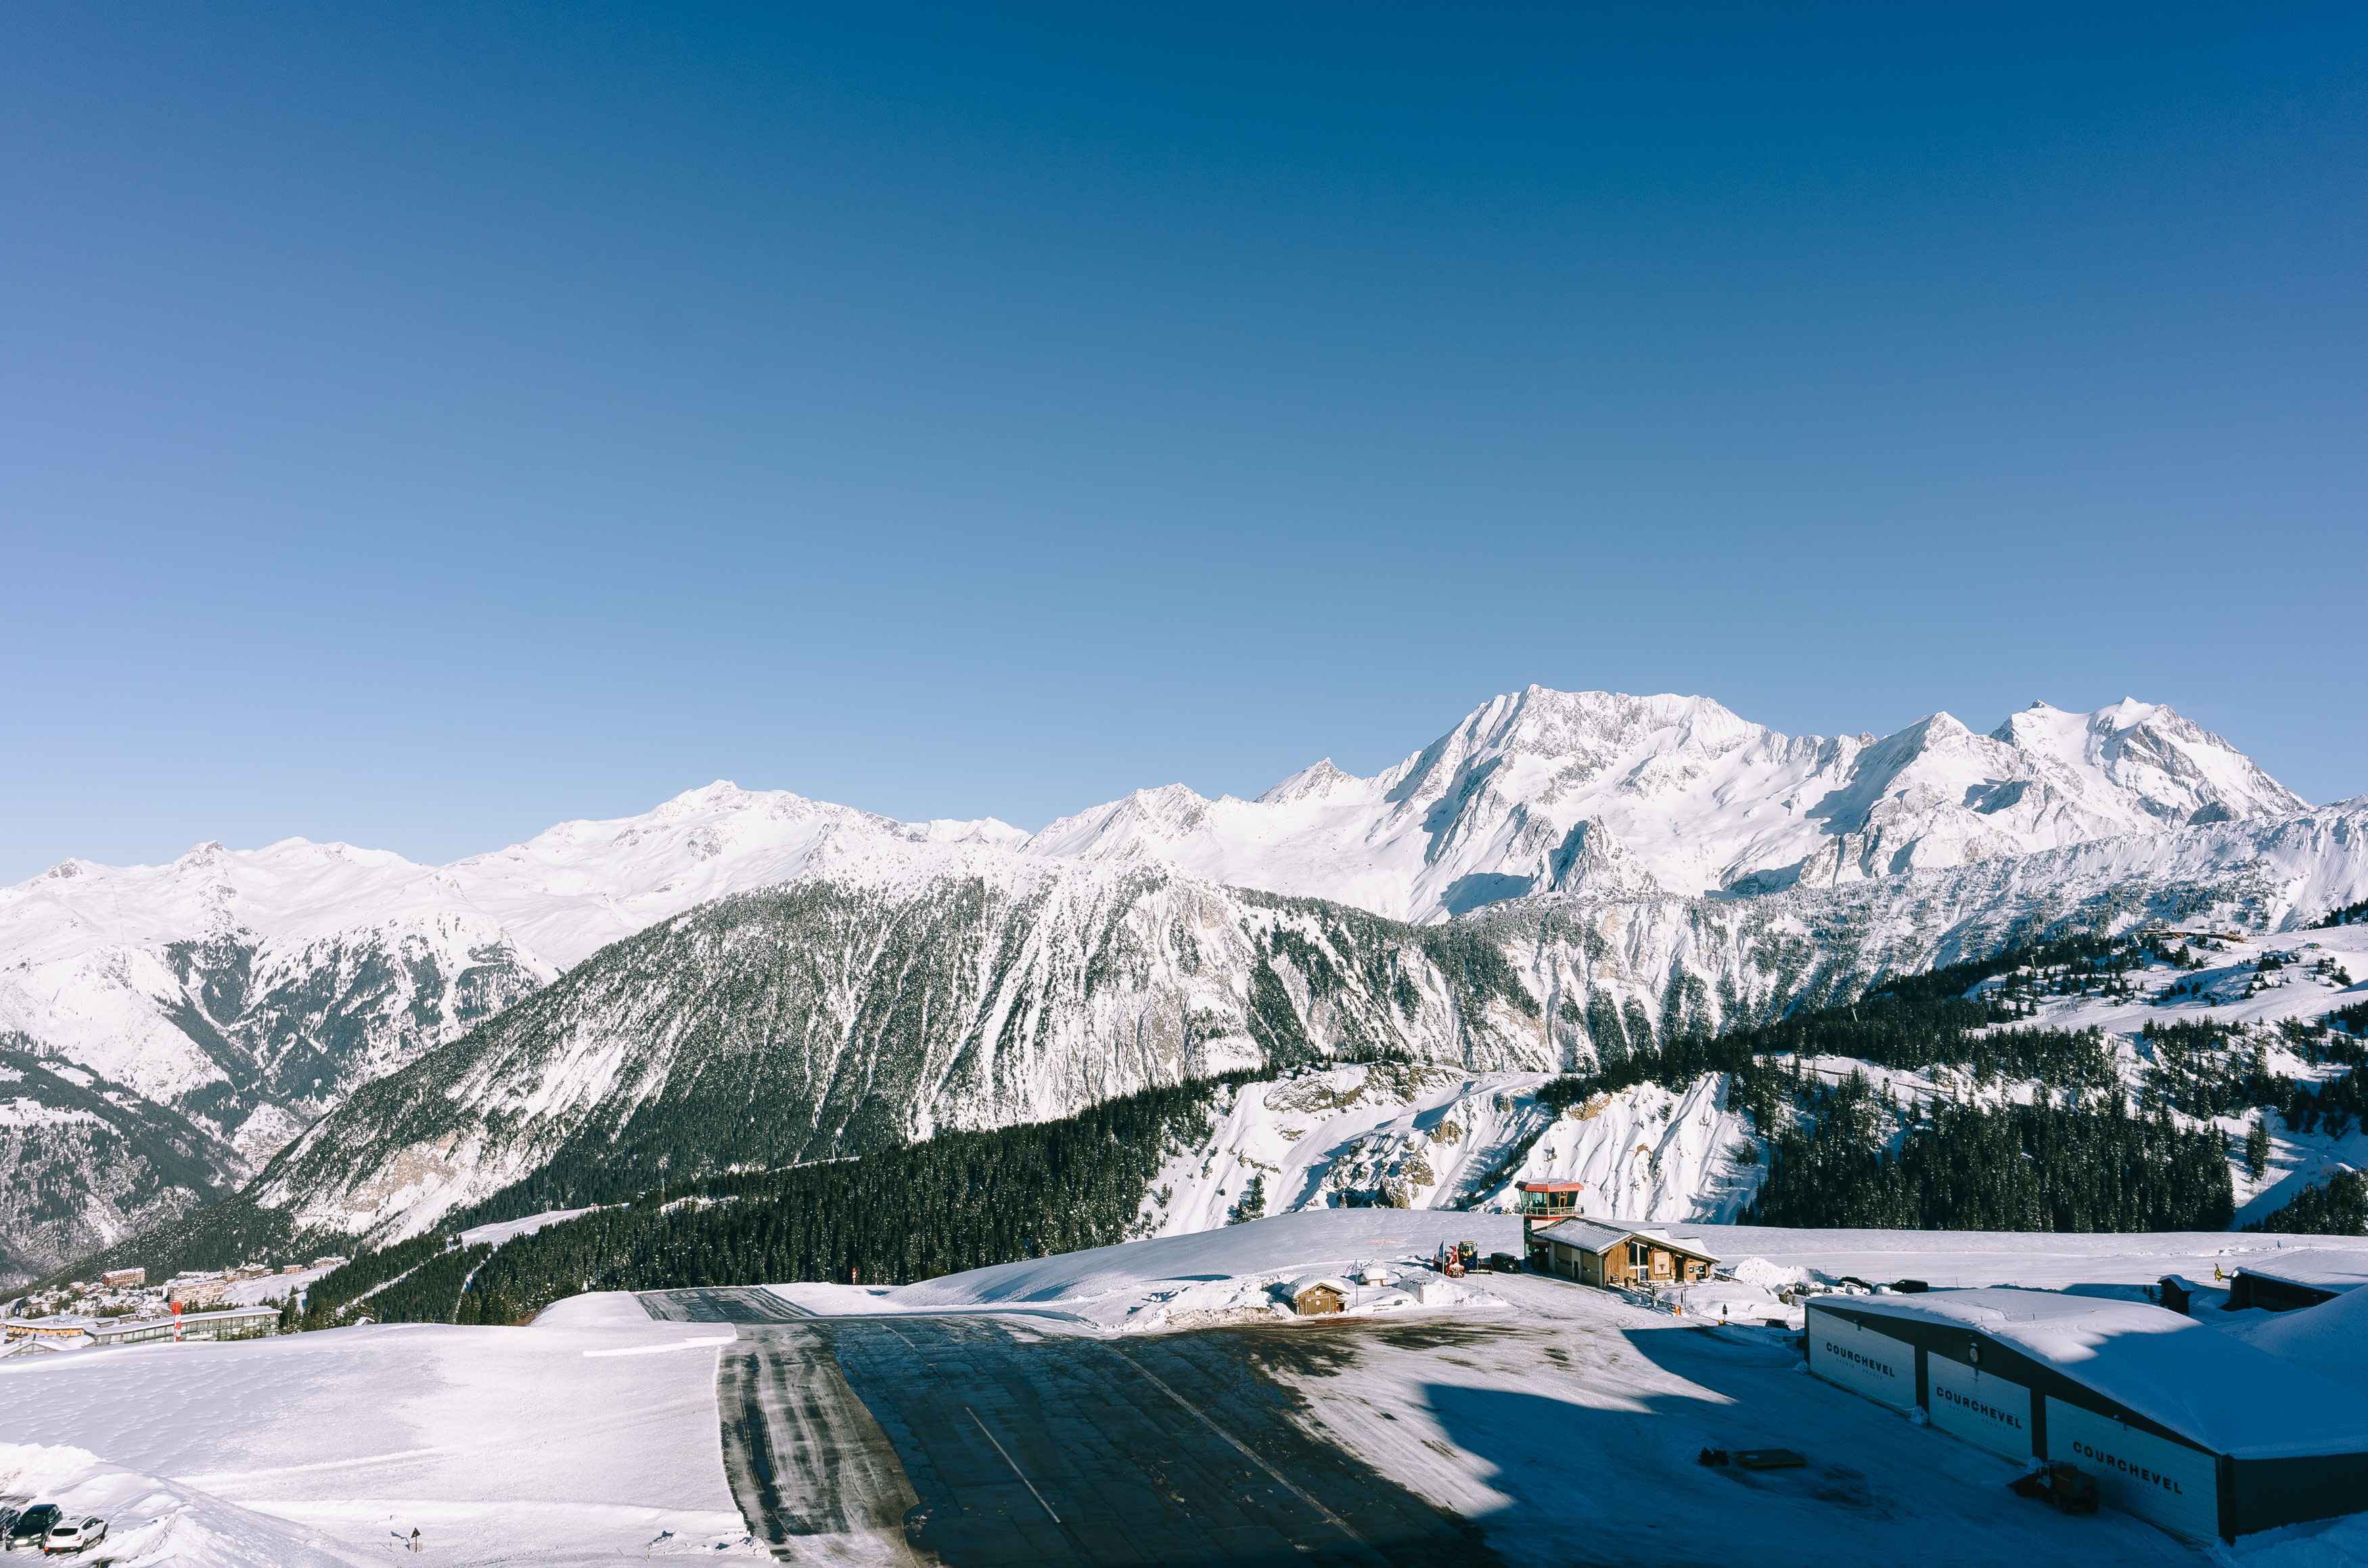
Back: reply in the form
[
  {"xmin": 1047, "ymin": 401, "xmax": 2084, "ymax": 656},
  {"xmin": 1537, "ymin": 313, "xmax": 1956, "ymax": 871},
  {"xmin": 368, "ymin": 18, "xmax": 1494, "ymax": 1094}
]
[
  {"xmin": 1112, "ymin": 1348, "xmax": 1367, "ymax": 1546},
  {"xmin": 581, "ymin": 1334, "xmax": 733, "ymax": 1358},
  {"xmin": 966, "ymin": 1405, "xmax": 1061, "ymax": 1524}
]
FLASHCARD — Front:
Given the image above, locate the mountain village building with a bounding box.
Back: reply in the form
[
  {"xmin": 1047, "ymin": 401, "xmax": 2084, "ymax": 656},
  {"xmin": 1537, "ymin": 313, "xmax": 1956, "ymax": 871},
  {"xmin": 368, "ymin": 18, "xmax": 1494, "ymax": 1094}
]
[
  {"xmin": 87, "ymin": 1305, "xmax": 279, "ymax": 1347},
  {"xmin": 1, "ymin": 1314, "xmax": 104, "ymax": 1344},
  {"xmin": 1527, "ymin": 1218, "xmax": 1718, "ymax": 1288},
  {"xmin": 1806, "ymin": 1289, "xmax": 2368, "ymax": 1542},
  {"xmin": 2, "ymin": 1304, "xmax": 280, "ymax": 1350}
]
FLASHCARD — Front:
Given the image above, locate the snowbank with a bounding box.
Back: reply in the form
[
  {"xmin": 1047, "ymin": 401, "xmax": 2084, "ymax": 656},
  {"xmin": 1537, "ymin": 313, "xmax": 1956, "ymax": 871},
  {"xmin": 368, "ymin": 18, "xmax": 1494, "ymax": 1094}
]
[{"xmin": 0, "ymin": 1444, "xmax": 353, "ymax": 1567}]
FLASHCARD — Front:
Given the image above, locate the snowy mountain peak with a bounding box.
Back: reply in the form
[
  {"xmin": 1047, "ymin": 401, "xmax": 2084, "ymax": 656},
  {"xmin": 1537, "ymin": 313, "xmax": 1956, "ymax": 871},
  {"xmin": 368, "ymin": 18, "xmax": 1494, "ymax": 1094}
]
[
  {"xmin": 1026, "ymin": 783, "xmax": 1221, "ymax": 860},
  {"xmin": 1258, "ymin": 758, "xmax": 1362, "ymax": 806},
  {"xmin": 1989, "ymin": 698, "xmax": 2305, "ymax": 827},
  {"xmin": 654, "ymin": 780, "xmax": 753, "ymax": 816},
  {"xmin": 1016, "ymin": 686, "xmax": 2313, "ymax": 921}
]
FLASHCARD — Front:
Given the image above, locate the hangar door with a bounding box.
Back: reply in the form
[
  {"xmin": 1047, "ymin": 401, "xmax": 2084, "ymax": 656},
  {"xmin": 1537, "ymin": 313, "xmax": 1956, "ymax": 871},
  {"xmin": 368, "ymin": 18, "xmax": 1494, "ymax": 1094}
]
[
  {"xmin": 2045, "ymin": 1398, "xmax": 2220, "ymax": 1542},
  {"xmin": 1926, "ymin": 1355, "xmax": 2032, "ymax": 1461},
  {"xmin": 1806, "ymin": 1310, "xmax": 1916, "ymax": 1412}
]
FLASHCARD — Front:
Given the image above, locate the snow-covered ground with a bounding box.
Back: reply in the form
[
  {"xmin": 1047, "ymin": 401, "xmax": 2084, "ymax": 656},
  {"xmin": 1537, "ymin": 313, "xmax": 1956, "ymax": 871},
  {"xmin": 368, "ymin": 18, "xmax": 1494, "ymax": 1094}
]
[
  {"xmin": 1967, "ymin": 921, "xmax": 2368, "ymax": 1221},
  {"xmin": 0, "ymin": 1310, "xmax": 752, "ymax": 1565},
  {"xmin": 18, "ymin": 1208, "xmax": 2368, "ymax": 1562},
  {"xmin": 774, "ymin": 1210, "xmax": 2368, "ymax": 1563},
  {"xmin": 767, "ymin": 1207, "xmax": 2366, "ymax": 1341},
  {"xmin": 1255, "ymin": 1272, "xmax": 2368, "ymax": 1568},
  {"xmin": 220, "ymin": 1264, "xmax": 329, "ymax": 1307}
]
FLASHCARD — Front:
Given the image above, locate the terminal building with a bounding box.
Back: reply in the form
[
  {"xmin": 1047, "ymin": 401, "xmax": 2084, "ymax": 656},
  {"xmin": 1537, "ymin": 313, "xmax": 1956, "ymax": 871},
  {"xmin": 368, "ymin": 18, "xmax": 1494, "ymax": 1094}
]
[
  {"xmin": 1808, "ymin": 1289, "xmax": 2368, "ymax": 1542},
  {"xmin": 1528, "ymin": 1218, "xmax": 1718, "ymax": 1288}
]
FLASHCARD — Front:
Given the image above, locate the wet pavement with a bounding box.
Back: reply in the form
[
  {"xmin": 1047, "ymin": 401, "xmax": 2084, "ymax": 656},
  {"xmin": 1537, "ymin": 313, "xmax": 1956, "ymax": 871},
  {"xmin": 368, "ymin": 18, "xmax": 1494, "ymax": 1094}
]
[{"xmin": 636, "ymin": 1291, "xmax": 1502, "ymax": 1568}]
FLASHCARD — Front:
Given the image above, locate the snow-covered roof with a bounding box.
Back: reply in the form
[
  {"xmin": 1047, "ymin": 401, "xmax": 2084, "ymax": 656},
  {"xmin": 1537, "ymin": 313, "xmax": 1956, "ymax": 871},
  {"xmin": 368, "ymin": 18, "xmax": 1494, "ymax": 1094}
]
[
  {"xmin": 2, "ymin": 1315, "xmax": 100, "ymax": 1332},
  {"xmin": 1287, "ymin": 1274, "xmax": 1354, "ymax": 1297},
  {"xmin": 1533, "ymin": 1218, "xmax": 1633, "ymax": 1253},
  {"xmin": 2233, "ymin": 1249, "xmax": 2368, "ymax": 1293},
  {"xmin": 2252, "ymin": 1280, "xmax": 2368, "ymax": 1397},
  {"xmin": 1534, "ymin": 1219, "xmax": 1720, "ymax": 1262},
  {"xmin": 1818, "ymin": 1288, "xmax": 2368, "ymax": 1460}
]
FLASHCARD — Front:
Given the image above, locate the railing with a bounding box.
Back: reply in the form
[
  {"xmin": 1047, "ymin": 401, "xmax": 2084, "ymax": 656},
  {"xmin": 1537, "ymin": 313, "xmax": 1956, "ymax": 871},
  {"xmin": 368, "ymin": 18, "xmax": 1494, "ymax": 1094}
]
[{"xmin": 1514, "ymin": 1198, "xmax": 1583, "ymax": 1218}]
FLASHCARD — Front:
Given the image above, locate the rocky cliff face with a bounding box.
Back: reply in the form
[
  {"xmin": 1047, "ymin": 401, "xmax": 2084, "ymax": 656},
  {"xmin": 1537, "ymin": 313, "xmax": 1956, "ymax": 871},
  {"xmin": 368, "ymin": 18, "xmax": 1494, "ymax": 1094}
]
[{"xmin": 0, "ymin": 1038, "xmax": 235, "ymax": 1284}]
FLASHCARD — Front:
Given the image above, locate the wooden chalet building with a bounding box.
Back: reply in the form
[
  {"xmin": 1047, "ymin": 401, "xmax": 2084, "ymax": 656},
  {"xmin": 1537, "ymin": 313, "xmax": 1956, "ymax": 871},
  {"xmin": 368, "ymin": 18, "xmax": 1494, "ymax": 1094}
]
[{"xmin": 1528, "ymin": 1218, "xmax": 1718, "ymax": 1288}]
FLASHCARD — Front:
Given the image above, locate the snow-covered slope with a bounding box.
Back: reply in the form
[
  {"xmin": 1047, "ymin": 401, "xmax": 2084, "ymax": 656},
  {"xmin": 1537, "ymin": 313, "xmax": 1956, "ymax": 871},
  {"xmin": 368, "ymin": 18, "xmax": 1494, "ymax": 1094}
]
[
  {"xmin": 1028, "ymin": 689, "xmax": 2306, "ymax": 920},
  {"xmin": 1133, "ymin": 1064, "xmax": 1760, "ymax": 1241},
  {"xmin": 0, "ymin": 787, "xmax": 1025, "ymax": 1157},
  {"xmin": 0, "ymin": 1314, "xmax": 752, "ymax": 1563}
]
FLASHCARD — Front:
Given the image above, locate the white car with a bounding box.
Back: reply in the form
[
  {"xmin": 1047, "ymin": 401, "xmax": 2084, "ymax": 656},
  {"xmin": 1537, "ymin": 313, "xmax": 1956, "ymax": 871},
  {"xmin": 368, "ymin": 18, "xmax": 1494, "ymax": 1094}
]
[{"xmin": 39, "ymin": 1516, "xmax": 105, "ymax": 1555}]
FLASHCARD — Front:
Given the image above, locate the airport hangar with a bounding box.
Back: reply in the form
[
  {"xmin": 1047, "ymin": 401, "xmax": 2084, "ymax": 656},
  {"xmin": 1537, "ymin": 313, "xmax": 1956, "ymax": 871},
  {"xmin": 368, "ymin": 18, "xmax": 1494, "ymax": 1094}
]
[{"xmin": 1807, "ymin": 1287, "xmax": 2368, "ymax": 1542}]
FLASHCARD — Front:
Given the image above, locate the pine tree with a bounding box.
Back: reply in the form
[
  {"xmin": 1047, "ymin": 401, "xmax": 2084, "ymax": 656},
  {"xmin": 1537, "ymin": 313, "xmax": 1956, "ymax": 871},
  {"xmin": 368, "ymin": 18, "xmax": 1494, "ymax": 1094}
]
[{"xmin": 1227, "ymin": 1174, "xmax": 1267, "ymax": 1226}]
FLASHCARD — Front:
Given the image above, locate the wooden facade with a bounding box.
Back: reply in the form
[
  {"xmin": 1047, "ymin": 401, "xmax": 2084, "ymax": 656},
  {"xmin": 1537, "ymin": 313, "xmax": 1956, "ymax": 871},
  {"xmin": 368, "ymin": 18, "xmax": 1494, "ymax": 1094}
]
[{"xmin": 1532, "ymin": 1220, "xmax": 1717, "ymax": 1289}]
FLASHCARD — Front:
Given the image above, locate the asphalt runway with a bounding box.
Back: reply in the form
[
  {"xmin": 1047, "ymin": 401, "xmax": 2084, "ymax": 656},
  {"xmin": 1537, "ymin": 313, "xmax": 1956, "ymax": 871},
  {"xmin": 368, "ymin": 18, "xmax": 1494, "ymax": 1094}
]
[
  {"xmin": 638, "ymin": 1292, "xmax": 1501, "ymax": 1568},
  {"xmin": 639, "ymin": 1285, "xmax": 814, "ymax": 1323}
]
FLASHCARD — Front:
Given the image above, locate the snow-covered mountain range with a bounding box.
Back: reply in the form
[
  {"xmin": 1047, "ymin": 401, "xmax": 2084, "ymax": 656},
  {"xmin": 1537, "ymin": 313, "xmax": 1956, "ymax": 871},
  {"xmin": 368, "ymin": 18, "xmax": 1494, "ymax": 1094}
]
[
  {"xmin": 1, "ymin": 687, "xmax": 2356, "ymax": 1281},
  {"xmin": 1029, "ymin": 689, "xmax": 2305, "ymax": 919}
]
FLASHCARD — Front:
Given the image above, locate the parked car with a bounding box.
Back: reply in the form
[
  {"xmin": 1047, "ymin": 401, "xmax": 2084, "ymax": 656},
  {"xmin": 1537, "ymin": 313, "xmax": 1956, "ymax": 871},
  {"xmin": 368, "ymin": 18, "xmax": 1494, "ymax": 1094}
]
[
  {"xmin": 1487, "ymin": 1251, "xmax": 1522, "ymax": 1273},
  {"xmin": 41, "ymin": 1515, "xmax": 107, "ymax": 1555},
  {"xmin": 2, "ymin": 1506, "xmax": 58, "ymax": 1552}
]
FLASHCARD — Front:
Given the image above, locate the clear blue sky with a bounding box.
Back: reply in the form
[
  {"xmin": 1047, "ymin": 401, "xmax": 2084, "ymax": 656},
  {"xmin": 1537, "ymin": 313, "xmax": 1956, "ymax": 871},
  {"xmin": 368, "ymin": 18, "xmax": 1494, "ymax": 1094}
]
[{"xmin": 5, "ymin": 4, "xmax": 2363, "ymax": 880}]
